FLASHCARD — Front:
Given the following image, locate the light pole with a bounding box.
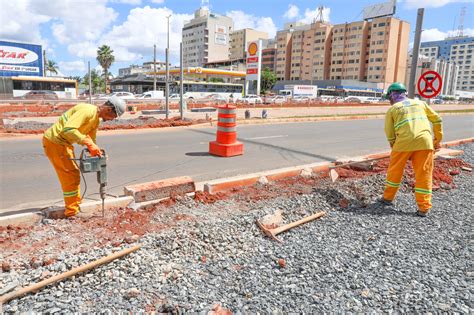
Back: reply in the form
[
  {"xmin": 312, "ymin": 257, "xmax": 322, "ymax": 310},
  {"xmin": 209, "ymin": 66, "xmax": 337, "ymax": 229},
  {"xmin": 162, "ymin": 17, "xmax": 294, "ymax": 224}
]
[
  {"xmin": 153, "ymin": 44, "xmax": 157, "ymax": 91},
  {"xmin": 165, "ymin": 14, "xmax": 172, "ymax": 119}
]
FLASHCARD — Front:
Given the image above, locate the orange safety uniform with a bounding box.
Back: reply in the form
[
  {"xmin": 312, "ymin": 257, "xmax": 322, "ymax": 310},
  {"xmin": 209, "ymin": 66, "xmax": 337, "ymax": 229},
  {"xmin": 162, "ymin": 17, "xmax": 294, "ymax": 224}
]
[
  {"xmin": 383, "ymin": 98, "xmax": 443, "ymax": 213},
  {"xmin": 43, "ymin": 104, "xmax": 100, "ymax": 216}
]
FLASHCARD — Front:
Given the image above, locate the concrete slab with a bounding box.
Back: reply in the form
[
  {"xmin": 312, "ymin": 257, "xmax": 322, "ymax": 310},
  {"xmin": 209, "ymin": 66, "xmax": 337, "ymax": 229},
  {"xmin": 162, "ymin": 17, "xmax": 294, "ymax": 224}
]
[{"xmin": 124, "ymin": 176, "xmax": 195, "ymax": 203}]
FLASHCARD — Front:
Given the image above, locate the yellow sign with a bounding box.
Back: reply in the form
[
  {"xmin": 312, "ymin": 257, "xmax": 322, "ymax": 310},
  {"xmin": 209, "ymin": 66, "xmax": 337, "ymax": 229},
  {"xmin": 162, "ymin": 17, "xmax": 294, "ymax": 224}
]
[{"xmin": 248, "ymin": 42, "xmax": 258, "ymax": 56}]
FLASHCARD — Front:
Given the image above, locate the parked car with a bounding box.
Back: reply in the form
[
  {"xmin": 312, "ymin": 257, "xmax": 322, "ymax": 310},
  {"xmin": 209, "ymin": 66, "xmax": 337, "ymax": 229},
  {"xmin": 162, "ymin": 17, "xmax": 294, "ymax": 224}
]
[
  {"xmin": 362, "ymin": 97, "xmax": 380, "ymax": 104},
  {"xmin": 137, "ymin": 91, "xmax": 164, "ymax": 99},
  {"xmin": 205, "ymin": 94, "xmax": 228, "ymax": 104},
  {"xmin": 344, "ymin": 97, "xmax": 362, "ymax": 103},
  {"xmin": 239, "ymin": 95, "xmax": 263, "ymax": 104},
  {"xmin": 265, "ymin": 95, "xmax": 287, "ymax": 104},
  {"xmin": 433, "ymin": 99, "xmax": 443, "ymax": 104},
  {"xmin": 292, "ymin": 96, "xmax": 312, "ymax": 103},
  {"xmin": 23, "ymin": 90, "xmax": 58, "ymax": 100},
  {"xmin": 108, "ymin": 92, "xmax": 135, "ymax": 99}
]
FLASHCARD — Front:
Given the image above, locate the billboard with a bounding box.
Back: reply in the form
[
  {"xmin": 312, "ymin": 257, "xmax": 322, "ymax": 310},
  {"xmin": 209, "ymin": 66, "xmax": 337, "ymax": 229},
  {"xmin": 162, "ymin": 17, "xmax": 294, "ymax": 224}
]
[
  {"xmin": 363, "ymin": 0, "xmax": 396, "ymax": 20},
  {"xmin": 0, "ymin": 40, "xmax": 43, "ymax": 77}
]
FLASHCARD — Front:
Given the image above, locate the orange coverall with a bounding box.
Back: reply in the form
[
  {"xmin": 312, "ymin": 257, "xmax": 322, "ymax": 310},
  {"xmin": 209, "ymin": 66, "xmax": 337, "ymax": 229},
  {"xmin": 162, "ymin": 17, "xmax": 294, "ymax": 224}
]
[
  {"xmin": 43, "ymin": 104, "xmax": 99, "ymax": 216},
  {"xmin": 383, "ymin": 98, "xmax": 443, "ymax": 213}
]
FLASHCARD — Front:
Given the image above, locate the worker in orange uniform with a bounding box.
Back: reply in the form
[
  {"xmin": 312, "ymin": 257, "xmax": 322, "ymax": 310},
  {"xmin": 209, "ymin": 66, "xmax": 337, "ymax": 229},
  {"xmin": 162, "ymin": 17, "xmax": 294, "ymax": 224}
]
[
  {"xmin": 382, "ymin": 82, "xmax": 443, "ymax": 217},
  {"xmin": 42, "ymin": 96, "xmax": 126, "ymax": 217}
]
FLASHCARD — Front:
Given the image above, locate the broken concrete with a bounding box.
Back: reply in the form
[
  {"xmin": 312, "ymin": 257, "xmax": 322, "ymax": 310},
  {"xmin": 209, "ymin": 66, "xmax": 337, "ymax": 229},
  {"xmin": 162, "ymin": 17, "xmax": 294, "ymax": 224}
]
[{"xmin": 124, "ymin": 176, "xmax": 195, "ymax": 203}]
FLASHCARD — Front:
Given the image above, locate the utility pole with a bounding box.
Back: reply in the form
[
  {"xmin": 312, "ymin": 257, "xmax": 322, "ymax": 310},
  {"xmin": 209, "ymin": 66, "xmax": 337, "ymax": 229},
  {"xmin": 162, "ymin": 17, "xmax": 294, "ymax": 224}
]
[
  {"xmin": 88, "ymin": 61, "xmax": 92, "ymax": 104},
  {"xmin": 180, "ymin": 42, "xmax": 184, "ymax": 120},
  {"xmin": 165, "ymin": 14, "xmax": 172, "ymax": 119},
  {"xmin": 408, "ymin": 8, "xmax": 424, "ymax": 98},
  {"xmin": 153, "ymin": 44, "xmax": 157, "ymax": 91}
]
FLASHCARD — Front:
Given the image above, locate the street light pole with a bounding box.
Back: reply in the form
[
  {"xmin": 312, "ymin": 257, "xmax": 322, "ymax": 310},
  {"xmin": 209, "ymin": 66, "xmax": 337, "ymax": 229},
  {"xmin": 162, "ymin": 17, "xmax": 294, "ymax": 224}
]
[
  {"xmin": 165, "ymin": 14, "xmax": 172, "ymax": 119},
  {"xmin": 153, "ymin": 44, "xmax": 157, "ymax": 91},
  {"xmin": 409, "ymin": 8, "xmax": 424, "ymax": 98}
]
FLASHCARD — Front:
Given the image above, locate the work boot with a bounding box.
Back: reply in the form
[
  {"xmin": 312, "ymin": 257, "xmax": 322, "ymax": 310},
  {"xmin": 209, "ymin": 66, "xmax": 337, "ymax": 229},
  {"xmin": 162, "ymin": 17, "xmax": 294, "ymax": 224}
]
[
  {"xmin": 378, "ymin": 198, "xmax": 393, "ymax": 206},
  {"xmin": 417, "ymin": 210, "xmax": 429, "ymax": 217}
]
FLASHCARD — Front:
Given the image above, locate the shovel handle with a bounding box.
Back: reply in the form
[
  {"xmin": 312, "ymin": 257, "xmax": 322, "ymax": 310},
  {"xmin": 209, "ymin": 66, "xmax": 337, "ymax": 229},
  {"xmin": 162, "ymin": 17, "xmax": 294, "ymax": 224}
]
[{"xmin": 273, "ymin": 211, "xmax": 326, "ymax": 235}]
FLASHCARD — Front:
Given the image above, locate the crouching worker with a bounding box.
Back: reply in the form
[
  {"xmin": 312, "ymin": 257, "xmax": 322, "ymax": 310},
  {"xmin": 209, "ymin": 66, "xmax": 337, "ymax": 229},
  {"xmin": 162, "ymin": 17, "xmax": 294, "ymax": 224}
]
[
  {"xmin": 42, "ymin": 96, "xmax": 126, "ymax": 217},
  {"xmin": 382, "ymin": 83, "xmax": 443, "ymax": 217}
]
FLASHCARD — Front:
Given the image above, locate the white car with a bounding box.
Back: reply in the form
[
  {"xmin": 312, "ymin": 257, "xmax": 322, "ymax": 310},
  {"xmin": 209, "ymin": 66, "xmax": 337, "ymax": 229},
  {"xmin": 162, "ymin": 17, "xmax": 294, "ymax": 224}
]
[
  {"xmin": 240, "ymin": 95, "xmax": 263, "ymax": 104},
  {"xmin": 205, "ymin": 94, "xmax": 228, "ymax": 104},
  {"xmin": 265, "ymin": 95, "xmax": 287, "ymax": 104},
  {"xmin": 292, "ymin": 96, "xmax": 312, "ymax": 103},
  {"xmin": 109, "ymin": 92, "xmax": 135, "ymax": 99}
]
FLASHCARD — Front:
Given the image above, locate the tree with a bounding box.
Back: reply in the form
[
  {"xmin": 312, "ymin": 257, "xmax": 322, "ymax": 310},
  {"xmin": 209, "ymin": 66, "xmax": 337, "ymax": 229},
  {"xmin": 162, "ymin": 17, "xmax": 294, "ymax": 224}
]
[
  {"xmin": 96, "ymin": 45, "xmax": 115, "ymax": 93},
  {"xmin": 83, "ymin": 70, "xmax": 105, "ymax": 94},
  {"xmin": 46, "ymin": 60, "xmax": 59, "ymax": 76},
  {"xmin": 68, "ymin": 76, "xmax": 82, "ymax": 84},
  {"xmin": 260, "ymin": 68, "xmax": 277, "ymax": 94}
]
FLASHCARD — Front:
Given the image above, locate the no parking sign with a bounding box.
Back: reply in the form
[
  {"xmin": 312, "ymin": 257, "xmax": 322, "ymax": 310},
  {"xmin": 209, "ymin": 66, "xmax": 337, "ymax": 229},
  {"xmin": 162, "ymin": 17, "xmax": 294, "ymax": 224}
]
[{"xmin": 417, "ymin": 70, "xmax": 442, "ymax": 99}]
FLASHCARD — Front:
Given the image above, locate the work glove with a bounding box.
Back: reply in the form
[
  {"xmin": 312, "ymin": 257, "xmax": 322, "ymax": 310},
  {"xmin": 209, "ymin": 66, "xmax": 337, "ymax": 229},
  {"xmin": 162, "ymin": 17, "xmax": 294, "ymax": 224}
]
[
  {"xmin": 434, "ymin": 141, "xmax": 441, "ymax": 152},
  {"xmin": 82, "ymin": 136, "xmax": 103, "ymax": 157}
]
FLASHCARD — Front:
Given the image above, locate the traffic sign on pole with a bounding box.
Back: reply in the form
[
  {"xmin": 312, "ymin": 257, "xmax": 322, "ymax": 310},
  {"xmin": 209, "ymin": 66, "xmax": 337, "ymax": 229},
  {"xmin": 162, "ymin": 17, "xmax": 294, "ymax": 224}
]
[{"xmin": 417, "ymin": 70, "xmax": 442, "ymax": 99}]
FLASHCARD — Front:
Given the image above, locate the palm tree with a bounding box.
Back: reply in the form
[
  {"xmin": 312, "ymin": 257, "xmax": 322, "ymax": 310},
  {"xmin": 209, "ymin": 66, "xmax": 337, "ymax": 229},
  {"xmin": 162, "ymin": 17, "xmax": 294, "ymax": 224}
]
[
  {"xmin": 96, "ymin": 45, "xmax": 115, "ymax": 94},
  {"xmin": 46, "ymin": 60, "xmax": 59, "ymax": 76}
]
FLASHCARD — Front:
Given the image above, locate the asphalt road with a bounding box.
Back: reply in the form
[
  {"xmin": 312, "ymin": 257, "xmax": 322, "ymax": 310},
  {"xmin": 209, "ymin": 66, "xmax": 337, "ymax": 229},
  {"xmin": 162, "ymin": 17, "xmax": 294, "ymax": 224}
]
[{"xmin": 1, "ymin": 115, "xmax": 473, "ymax": 212}]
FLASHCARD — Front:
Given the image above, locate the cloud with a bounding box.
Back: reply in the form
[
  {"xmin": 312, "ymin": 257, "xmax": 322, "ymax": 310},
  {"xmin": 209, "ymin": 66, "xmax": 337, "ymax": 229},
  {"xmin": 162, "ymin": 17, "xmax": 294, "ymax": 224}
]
[
  {"xmin": 110, "ymin": 0, "xmax": 142, "ymax": 4},
  {"xmin": 67, "ymin": 42, "xmax": 98, "ymax": 59},
  {"xmin": 421, "ymin": 28, "xmax": 474, "ymax": 42},
  {"xmin": 299, "ymin": 7, "xmax": 331, "ymax": 24},
  {"xmin": 226, "ymin": 10, "xmax": 277, "ymax": 38},
  {"xmin": 402, "ymin": 0, "xmax": 470, "ymax": 9},
  {"xmin": 283, "ymin": 4, "xmax": 299, "ymax": 19},
  {"xmin": 0, "ymin": 0, "xmax": 51, "ymax": 43},
  {"xmin": 150, "ymin": 0, "xmax": 165, "ymax": 3},
  {"xmin": 99, "ymin": 6, "xmax": 192, "ymax": 62},
  {"xmin": 58, "ymin": 60, "xmax": 86, "ymax": 73}
]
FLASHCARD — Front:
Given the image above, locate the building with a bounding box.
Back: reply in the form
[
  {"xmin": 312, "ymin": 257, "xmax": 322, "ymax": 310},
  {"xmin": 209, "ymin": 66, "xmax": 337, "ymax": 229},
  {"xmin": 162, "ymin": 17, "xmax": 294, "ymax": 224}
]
[
  {"xmin": 274, "ymin": 17, "xmax": 410, "ymax": 88},
  {"xmin": 182, "ymin": 7, "xmax": 233, "ymax": 67},
  {"xmin": 405, "ymin": 54, "xmax": 460, "ymax": 96},
  {"xmin": 118, "ymin": 61, "xmax": 167, "ymax": 77},
  {"xmin": 229, "ymin": 28, "xmax": 268, "ymax": 60},
  {"xmin": 420, "ymin": 36, "xmax": 474, "ymax": 91}
]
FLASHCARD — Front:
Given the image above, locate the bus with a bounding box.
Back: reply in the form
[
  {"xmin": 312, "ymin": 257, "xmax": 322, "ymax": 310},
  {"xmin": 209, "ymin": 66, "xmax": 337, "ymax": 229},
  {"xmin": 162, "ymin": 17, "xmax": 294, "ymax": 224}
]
[
  {"xmin": 169, "ymin": 81, "xmax": 243, "ymax": 100},
  {"xmin": 318, "ymin": 88, "xmax": 382, "ymax": 103},
  {"xmin": 0, "ymin": 76, "xmax": 78, "ymax": 99}
]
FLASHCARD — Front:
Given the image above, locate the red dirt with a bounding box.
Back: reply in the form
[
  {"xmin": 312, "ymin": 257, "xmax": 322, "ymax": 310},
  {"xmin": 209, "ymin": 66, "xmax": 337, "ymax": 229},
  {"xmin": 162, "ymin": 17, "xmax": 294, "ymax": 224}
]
[{"xmin": 193, "ymin": 191, "xmax": 229, "ymax": 204}]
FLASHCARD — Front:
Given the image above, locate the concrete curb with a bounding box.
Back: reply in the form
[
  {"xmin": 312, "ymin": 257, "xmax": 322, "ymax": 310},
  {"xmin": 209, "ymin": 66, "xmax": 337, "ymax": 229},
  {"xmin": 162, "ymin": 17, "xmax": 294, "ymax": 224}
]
[
  {"xmin": 1, "ymin": 138, "xmax": 472, "ymax": 227},
  {"xmin": 202, "ymin": 142, "xmax": 469, "ymax": 194},
  {"xmin": 204, "ymin": 161, "xmax": 332, "ymax": 194},
  {"xmin": 124, "ymin": 176, "xmax": 195, "ymax": 203},
  {"xmin": 0, "ymin": 196, "xmax": 134, "ymax": 226}
]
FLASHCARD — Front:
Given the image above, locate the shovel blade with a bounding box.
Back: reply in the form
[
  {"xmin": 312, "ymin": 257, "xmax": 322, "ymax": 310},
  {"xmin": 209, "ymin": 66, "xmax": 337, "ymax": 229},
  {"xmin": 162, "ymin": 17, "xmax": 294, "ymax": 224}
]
[{"xmin": 330, "ymin": 169, "xmax": 339, "ymax": 182}]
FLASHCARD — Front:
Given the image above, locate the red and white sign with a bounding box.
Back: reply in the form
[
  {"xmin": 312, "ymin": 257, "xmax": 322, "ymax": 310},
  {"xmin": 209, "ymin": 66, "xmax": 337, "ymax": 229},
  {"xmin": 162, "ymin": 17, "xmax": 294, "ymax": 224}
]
[
  {"xmin": 246, "ymin": 41, "xmax": 261, "ymax": 81},
  {"xmin": 0, "ymin": 45, "xmax": 39, "ymax": 64},
  {"xmin": 417, "ymin": 70, "xmax": 443, "ymax": 99}
]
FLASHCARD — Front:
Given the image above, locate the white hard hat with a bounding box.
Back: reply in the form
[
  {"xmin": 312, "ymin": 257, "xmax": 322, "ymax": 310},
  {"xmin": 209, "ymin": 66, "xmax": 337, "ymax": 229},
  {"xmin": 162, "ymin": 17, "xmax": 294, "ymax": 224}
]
[{"xmin": 108, "ymin": 95, "xmax": 126, "ymax": 117}]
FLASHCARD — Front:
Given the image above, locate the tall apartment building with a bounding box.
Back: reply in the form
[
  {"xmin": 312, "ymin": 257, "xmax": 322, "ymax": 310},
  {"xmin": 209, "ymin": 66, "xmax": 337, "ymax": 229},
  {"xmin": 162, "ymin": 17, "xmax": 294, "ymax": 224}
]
[
  {"xmin": 274, "ymin": 17, "xmax": 409, "ymax": 87},
  {"xmin": 405, "ymin": 54, "xmax": 460, "ymax": 96},
  {"xmin": 182, "ymin": 8, "xmax": 233, "ymax": 67},
  {"xmin": 230, "ymin": 28, "xmax": 268, "ymax": 60},
  {"xmin": 420, "ymin": 36, "xmax": 474, "ymax": 91},
  {"xmin": 262, "ymin": 39, "xmax": 278, "ymax": 72}
]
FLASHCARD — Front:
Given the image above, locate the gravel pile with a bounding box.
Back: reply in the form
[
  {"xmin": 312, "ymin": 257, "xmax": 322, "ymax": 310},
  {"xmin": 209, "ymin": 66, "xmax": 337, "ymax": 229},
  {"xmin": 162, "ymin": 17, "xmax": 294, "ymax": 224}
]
[{"xmin": 2, "ymin": 144, "xmax": 472, "ymax": 313}]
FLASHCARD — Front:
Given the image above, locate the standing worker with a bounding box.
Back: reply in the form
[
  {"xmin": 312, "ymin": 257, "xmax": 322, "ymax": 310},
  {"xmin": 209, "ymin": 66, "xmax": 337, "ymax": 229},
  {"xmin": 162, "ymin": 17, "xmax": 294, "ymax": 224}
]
[
  {"xmin": 382, "ymin": 83, "xmax": 443, "ymax": 217},
  {"xmin": 42, "ymin": 96, "xmax": 126, "ymax": 217}
]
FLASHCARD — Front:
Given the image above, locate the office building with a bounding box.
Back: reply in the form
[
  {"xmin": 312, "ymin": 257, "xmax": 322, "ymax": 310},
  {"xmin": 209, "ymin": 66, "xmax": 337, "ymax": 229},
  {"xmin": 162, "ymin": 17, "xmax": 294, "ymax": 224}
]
[{"xmin": 230, "ymin": 28, "xmax": 268, "ymax": 60}]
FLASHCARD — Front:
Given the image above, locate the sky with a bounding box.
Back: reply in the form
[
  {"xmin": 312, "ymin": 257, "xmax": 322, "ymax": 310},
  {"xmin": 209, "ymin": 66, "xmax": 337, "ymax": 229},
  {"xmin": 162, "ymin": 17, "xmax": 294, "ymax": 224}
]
[{"xmin": 0, "ymin": 0, "xmax": 473, "ymax": 77}]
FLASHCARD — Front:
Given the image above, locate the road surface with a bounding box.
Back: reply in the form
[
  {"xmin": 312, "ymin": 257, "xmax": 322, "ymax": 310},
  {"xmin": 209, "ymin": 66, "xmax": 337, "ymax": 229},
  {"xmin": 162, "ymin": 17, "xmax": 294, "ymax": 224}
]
[{"xmin": 1, "ymin": 115, "xmax": 472, "ymax": 212}]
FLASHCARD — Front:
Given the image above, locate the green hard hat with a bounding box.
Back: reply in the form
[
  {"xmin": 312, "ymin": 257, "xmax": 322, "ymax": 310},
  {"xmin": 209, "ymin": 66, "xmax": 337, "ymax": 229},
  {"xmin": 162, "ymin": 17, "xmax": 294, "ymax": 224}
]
[{"xmin": 384, "ymin": 82, "xmax": 407, "ymax": 99}]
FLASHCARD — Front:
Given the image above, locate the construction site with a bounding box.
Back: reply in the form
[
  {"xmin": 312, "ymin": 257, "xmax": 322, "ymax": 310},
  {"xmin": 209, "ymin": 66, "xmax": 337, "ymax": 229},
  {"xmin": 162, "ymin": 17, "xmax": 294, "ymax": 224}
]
[
  {"xmin": 0, "ymin": 97, "xmax": 473, "ymax": 313},
  {"xmin": 1, "ymin": 0, "xmax": 474, "ymax": 311}
]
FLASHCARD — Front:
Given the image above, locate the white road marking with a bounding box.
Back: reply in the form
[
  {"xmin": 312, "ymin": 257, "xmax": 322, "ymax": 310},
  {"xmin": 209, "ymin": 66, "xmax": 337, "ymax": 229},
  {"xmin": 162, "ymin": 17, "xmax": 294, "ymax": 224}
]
[{"xmin": 243, "ymin": 135, "xmax": 288, "ymax": 140}]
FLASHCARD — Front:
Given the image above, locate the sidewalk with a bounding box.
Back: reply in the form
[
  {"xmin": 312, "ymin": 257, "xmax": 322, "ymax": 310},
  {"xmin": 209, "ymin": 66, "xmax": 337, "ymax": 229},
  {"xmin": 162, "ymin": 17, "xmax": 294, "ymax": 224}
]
[{"xmin": 3, "ymin": 104, "xmax": 473, "ymax": 125}]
